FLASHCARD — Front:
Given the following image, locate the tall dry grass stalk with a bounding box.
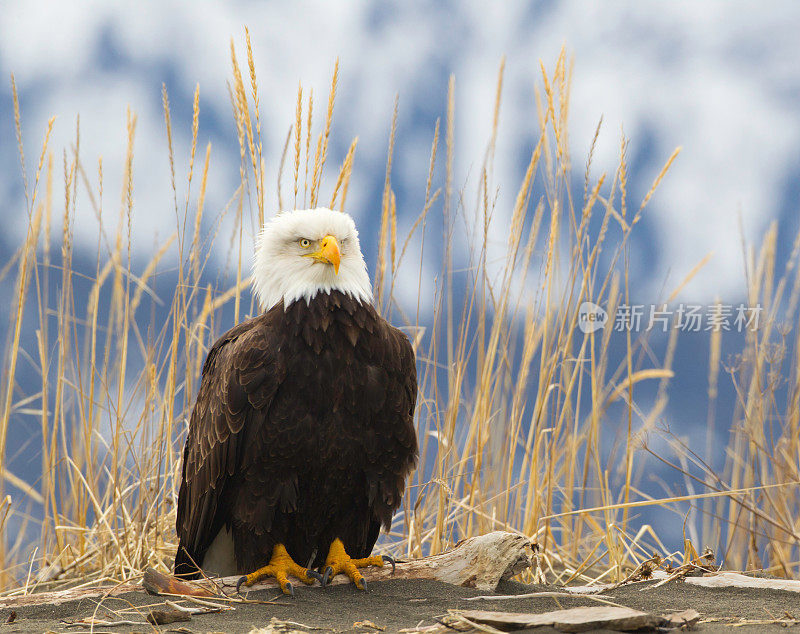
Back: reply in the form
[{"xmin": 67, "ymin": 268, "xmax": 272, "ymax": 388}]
[{"xmin": 1, "ymin": 40, "xmax": 799, "ymax": 595}]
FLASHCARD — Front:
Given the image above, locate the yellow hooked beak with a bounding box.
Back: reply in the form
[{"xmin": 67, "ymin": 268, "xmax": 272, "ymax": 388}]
[{"xmin": 309, "ymin": 235, "xmax": 341, "ymax": 274}]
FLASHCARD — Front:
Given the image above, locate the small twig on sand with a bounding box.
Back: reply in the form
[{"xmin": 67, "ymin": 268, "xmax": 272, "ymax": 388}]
[
  {"xmin": 165, "ymin": 598, "xmax": 231, "ymax": 613},
  {"xmin": 174, "ymin": 596, "xmax": 233, "ymax": 611},
  {"xmin": 62, "ymin": 617, "xmax": 145, "ymax": 628}
]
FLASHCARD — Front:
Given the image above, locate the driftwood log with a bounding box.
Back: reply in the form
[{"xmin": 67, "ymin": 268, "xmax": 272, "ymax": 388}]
[
  {"xmin": 217, "ymin": 530, "xmax": 534, "ymax": 594},
  {"xmin": 411, "ymin": 607, "xmax": 701, "ymax": 633},
  {"xmin": 0, "ymin": 531, "xmax": 533, "ymax": 608}
]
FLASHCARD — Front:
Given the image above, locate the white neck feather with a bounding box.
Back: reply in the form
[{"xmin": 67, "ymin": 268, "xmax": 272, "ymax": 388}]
[{"xmin": 252, "ymin": 208, "xmax": 373, "ymax": 312}]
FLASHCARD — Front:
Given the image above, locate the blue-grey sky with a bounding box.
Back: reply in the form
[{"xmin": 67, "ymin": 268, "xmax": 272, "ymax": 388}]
[{"xmin": 3, "ymin": 1, "xmax": 800, "ymax": 301}]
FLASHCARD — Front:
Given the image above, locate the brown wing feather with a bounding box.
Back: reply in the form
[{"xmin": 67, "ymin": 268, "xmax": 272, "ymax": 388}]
[
  {"xmin": 174, "ymin": 313, "xmax": 283, "ymax": 577},
  {"xmin": 361, "ymin": 316, "xmax": 418, "ymax": 539}
]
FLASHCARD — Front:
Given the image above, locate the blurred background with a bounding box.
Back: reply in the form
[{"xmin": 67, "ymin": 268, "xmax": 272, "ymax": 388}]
[
  {"xmin": 2, "ymin": 1, "xmax": 800, "ymax": 561},
  {"xmin": 5, "ymin": 2, "xmax": 800, "ymax": 298}
]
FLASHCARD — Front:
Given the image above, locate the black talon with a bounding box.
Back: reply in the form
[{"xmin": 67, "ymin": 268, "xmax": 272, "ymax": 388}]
[
  {"xmin": 321, "ymin": 566, "xmax": 334, "ymax": 587},
  {"xmin": 285, "ymin": 581, "xmax": 295, "ymax": 598},
  {"xmin": 382, "ymin": 555, "xmax": 396, "ymax": 574},
  {"xmin": 359, "ymin": 577, "xmax": 368, "ymax": 591},
  {"xmin": 236, "ymin": 576, "xmax": 248, "ymax": 595},
  {"xmin": 307, "ymin": 569, "xmax": 324, "ymax": 584}
]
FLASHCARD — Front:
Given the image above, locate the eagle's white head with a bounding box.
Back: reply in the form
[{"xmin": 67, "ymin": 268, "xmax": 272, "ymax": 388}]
[{"xmin": 252, "ymin": 207, "xmax": 373, "ymax": 311}]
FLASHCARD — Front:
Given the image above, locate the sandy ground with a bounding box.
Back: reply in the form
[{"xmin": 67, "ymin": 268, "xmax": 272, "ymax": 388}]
[{"xmin": 3, "ymin": 577, "xmax": 800, "ymax": 633}]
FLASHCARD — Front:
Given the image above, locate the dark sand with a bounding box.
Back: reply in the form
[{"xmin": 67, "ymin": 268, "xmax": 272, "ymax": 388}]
[{"xmin": 3, "ymin": 577, "xmax": 800, "ymax": 633}]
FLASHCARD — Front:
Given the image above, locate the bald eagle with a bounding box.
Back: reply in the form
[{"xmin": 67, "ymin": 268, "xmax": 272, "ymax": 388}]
[{"xmin": 174, "ymin": 208, "xmax": 418, "ymax": 595}]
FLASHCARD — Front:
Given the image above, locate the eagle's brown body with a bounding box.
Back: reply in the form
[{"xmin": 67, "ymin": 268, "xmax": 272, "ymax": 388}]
[{"xmin": 175, "ymin": 290, "xmax": 418, "ymax": 578}]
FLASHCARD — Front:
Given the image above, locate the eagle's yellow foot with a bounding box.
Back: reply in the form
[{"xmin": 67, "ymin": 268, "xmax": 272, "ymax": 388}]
[
  {"xmin": 319, "ymin": 538, "xmax": 395, "ymax": 590},
  {"xmin": 235, "ymin": 543, "xmax": 321, "ymax": 597}
]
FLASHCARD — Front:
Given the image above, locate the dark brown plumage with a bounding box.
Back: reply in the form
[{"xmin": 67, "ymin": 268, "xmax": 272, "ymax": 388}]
[{"xmin": 174, "ymin": 290, "xmax": 418, "ymax": 578}]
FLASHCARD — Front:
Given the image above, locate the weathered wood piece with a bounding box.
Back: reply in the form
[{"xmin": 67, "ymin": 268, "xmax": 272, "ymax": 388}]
[
  {"xmin": 453, "ymin": 606, "xmax": 663, "ymax": 632},
  {"xmin": 566, "ymin": 569, "xmax": 800, "ymax": 595},
  {"xmin": 147, "ymin": 608, "xmax": 192, "ymax": 625},
  {"xmin": 143, "ymin": 566, "xmax": 217, "ymax": 597},
  {"xmin": 683, "ymin": 571, "xmax": 800, "ymax": 593},
  {"xmin": 415, "ymin": 607, "xmax": 699, "ymax": 633}
]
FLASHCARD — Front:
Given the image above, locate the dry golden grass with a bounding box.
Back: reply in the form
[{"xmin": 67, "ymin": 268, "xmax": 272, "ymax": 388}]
[{"xmin": 1, "ymin": 40, "xmax": 800, "ymax": 595}]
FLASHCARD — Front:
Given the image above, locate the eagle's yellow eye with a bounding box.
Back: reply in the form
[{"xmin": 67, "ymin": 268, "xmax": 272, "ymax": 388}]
[{"xmin": 299, "ymin": 238, "xmax": 311, "ymax": 248}]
